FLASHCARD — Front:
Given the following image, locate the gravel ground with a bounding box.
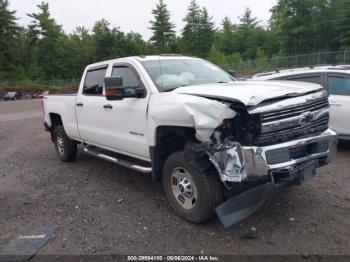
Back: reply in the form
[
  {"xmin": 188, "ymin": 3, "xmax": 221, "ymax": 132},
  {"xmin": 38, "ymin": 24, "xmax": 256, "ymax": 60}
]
[{"xmin": 0, "ymin": 99, "xmax": 349, "ymax": 256}]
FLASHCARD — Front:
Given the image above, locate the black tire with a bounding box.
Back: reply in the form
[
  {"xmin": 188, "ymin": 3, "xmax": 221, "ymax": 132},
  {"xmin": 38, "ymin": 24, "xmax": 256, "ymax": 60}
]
[
  {"xmin": 163, "ymin": 150, "xmax": 223, "ymax": 224},
  {"xmin": 53, "ymin": 125, "xmax": 77, "ymax": 162}
]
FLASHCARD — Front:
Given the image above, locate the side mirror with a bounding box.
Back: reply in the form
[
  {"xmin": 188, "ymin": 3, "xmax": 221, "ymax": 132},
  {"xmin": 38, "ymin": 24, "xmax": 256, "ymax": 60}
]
[
  {"xmin": 105, "ymin": 76, "xmax": 125, "ymax": 100},
  {"xmin": 105, "ymin": 76, "xmax": 145, "ymax": 100}
]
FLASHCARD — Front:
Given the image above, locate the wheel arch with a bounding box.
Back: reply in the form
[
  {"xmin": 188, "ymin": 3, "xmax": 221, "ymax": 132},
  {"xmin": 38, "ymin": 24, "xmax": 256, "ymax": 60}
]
[
  {"xmin": 49, "ymin": 113, "xmax": 63, "ymax": 142},
  {"xmin": 149, "ymin": 126, "xmax": 198, "ymax": 180}
]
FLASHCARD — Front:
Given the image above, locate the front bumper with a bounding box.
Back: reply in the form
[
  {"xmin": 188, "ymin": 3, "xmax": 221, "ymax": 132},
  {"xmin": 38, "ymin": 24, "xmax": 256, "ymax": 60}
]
[
  {"xmin": 216, "ymin": 158, "xmax": 324, "ymax": 228},
  {"xmin": 208, "ymin": 129, "xmax": 338, "ymax": 183},
  {"xmin": 242, "ymin": 128, "xmax": 337, "ymax": 182},
  {"xmin": 209, "ymin": 128, "xmax": 337, "ymax": 183},
  {"xmin": 214, "ymin": 128, "xmax": 338, "ymax": 228}
]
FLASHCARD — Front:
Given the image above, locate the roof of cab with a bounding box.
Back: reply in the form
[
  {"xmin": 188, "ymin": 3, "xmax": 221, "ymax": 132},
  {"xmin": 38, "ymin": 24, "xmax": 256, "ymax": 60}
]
[
  {"xmin": 86, "ymin": 55, "xmax": 198, "ymax": 69},
  {"xmin": 134, "ymin": 54, "xmax": 198, "ymax": 62}
]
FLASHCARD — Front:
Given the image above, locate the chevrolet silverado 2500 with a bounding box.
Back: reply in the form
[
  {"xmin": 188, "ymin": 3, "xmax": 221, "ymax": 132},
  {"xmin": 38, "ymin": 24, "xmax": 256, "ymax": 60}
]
[{"xmin": 43, "ymin": 55, "xmax": 337, "ymax": 228}]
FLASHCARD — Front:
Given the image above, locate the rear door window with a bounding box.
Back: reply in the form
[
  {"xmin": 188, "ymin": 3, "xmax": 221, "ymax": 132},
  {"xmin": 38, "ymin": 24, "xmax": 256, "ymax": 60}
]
[
  {"xmin": 83, "ymin": 66, "xmax": 107, "ymax": 95},
  {"xmin": 327, "ymin": 74, "xmax": 350, "ymax": 96}
]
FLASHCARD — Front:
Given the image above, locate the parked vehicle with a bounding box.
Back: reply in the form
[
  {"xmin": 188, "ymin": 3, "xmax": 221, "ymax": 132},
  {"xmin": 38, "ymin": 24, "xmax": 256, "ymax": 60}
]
[
  {"xmin": 252, "ymin": 65, "xmax": 350, "ymax": 140},
  {"xmin": 43, "ymin": 56, "xmax": 337, "ymax": 227},
  {"xmin": 3, "ymin": 91, "xmax": 22, "ymax": 101}
]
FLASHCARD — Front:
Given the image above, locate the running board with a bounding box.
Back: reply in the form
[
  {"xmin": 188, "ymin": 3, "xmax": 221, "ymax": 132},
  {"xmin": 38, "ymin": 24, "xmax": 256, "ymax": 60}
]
[{"xmin": 83, "ymin": 147, "xmax": 152, "ymax": 173}]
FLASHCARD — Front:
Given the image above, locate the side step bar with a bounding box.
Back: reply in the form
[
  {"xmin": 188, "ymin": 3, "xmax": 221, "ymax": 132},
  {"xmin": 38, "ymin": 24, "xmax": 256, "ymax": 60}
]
[{"xmin": 83, "ymin": 147, "xmax": 152, "ymax": 173}]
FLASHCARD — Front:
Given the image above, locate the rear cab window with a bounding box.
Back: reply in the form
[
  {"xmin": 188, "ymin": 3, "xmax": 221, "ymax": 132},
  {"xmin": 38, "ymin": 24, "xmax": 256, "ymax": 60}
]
[{"xmin": 83, "ymin": 65, "xmax": 108, "ymax": 95}]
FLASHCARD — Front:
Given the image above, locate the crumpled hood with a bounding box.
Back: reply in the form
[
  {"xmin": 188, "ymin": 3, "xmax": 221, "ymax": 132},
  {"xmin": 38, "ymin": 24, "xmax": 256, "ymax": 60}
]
[{"xmin": 173, "ymin": 80, "xmax": 324, "ymax": 106}]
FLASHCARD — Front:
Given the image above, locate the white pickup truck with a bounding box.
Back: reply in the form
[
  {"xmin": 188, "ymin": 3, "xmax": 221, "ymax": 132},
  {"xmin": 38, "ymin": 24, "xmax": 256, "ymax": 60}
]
[{"xmin": 43, "ymin": 55, "xmax": 337, "ymax": 228}]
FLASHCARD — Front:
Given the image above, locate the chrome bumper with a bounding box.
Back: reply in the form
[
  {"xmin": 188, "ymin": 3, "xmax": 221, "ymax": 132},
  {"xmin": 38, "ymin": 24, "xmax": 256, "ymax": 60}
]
[
  {"xmin": 242, "ymin": 128, "xmax": 338, "ymax": 181},
  {"xmin": 214, "ymin": 128, "xmax": 337, "ymax": 228}
]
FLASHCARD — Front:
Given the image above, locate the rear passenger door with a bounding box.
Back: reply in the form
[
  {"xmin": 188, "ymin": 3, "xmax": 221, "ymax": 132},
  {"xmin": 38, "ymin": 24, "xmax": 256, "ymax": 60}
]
[
  {"xmin": 326, "ymin": 73, "xmax": 350, "ymax": 137},
  {"xmin": 76, "ymin": 65, "xmax": 109, "ymax": 146}
]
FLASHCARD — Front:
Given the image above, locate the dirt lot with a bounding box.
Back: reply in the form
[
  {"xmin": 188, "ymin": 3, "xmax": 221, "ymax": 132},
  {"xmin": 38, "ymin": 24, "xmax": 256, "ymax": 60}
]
[{"xmin": 0, "ymin": 99, "xmax": 349, "ymax": 256}]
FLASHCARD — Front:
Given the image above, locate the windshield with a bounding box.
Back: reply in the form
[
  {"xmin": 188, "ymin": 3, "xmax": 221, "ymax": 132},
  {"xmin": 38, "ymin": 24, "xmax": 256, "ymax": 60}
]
[{"xmin": 141, "ymin": 58, "xmax": 235, "ymax": 91}]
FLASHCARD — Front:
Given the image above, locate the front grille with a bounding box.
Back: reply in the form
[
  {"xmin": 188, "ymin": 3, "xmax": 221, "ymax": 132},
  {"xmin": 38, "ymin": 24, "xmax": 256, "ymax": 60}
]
[
  {"xmin": 261, "ymin": 98, "xmax": 329, "ymax": 122},
  {"xmin": 256, "ymin": 98, "xmax": 329, "ymax": 146}
]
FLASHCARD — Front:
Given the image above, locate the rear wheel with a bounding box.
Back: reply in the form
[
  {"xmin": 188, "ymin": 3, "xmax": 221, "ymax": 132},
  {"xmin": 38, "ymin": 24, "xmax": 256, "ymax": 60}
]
[
  {"xmin": 53, "ymin": 125, "xmax": 77, "ymax": 162},
  {"xmin": 163, "ymin": 150, "xmax": 223, "ymax": 223}
]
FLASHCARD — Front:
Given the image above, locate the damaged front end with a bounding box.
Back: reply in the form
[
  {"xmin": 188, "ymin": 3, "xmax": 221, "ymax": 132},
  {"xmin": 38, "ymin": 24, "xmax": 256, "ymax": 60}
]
[
  {"xmin": 205, "ymin": 103, "xmax": 261, "ymax": 184},
  {"xmin": 208, "ymin": 141, "xmax": 247, "ymax": 183},
  {"xmin": 207, "ymin": 129, "xmax": 337, "ymax": 228},
  {"xmin": 193, "ymin": 97, "xmax": 338, "ymax": 228},
  {"xmin": 151, "ymin": 89, "xmax": 337, "ymax": 228}
]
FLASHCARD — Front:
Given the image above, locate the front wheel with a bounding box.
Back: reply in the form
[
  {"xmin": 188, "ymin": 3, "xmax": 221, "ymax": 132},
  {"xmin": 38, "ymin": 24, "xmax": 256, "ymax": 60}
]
[
  {"xmin": 53, "ymin": 125, "xmax": 77, "ymax": 162},
  {"xmin": 163, "ymin": 151, "xmax": 223, "ymax": 223}
]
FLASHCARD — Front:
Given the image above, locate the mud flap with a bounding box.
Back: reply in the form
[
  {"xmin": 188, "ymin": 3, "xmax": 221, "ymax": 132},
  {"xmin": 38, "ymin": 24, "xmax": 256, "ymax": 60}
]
[
  {"xmin": 216, "ymin": 160, "xmax": 318, "ymax": 228},
  {"xmin": 215, "ymin": 182, "xmax": 284, "ymax": 228}
]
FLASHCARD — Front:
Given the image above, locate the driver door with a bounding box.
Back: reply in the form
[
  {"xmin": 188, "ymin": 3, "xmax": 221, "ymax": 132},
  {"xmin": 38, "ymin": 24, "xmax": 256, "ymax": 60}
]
[{"xmin": 100, "ymin": 63, "xmax": 150, "ymax": 159}]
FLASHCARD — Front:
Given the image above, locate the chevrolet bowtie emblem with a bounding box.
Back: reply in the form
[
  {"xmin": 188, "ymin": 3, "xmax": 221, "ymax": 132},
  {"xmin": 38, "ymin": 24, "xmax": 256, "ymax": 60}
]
[{"xmin": 299, "ymin": 112, "xmax": 313, "ymax": 124}]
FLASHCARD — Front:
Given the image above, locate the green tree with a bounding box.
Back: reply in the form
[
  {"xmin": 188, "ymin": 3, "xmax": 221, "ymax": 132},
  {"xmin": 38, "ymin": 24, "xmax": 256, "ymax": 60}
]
[
  {"xmin": 239, "ymin": 7, "xmax": 259, "ymax": 29},
  {"xmin": 207, "ymin": 45, "xmax": 228, "ymax": 67},
  {"xmin": 124, "ymin": 32, "xmax": 150, "ymax": 55},
  {"xmin": 91, "ymin": 19, "xmax": 116, "ymax": 60},
  {"xmin": 270, "ymin": 0, "xmax": 335, "ymax": 54},
  {"xmin": 197, "ymin": 7, "xmax": 215, "ymax": 57},
  {"xmin": 0, "ymin": 0, "xmax": 20, "ymax": 79},
  {"xmin": 235, "ymin": 7, "xmax": 266, "ymax": 60},
  {"xmin": 65, "ymin": 26, "xmax": 94, "ymax": 78},
  {"xmin": 181, "ymin": 0, "xmax": 201, "ymax": 56},
  {"xmin": 227, "ymin": 52, "xmax": 242, "ymax": 64},
  {"xmin": 149, "ymin": 0, "xmax": 175, "ymax": 52},
  {"xmin": 335, "ymin": 0, "xmax": 350, "ymax": 48},
  {"xmin": 27, "ymin": 1, "xmax": 67, "ymax": 79},
  {"xmin": 3, "ymin": 0, "xmax": 350, "ymax": 82},
  {"xmin": 215, "ymin": 16, "xmax": 238, "ymax": 56}
]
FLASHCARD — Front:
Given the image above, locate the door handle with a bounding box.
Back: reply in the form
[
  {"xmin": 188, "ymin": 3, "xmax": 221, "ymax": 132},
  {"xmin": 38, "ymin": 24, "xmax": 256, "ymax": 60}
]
[
  {"xmin": 76, "ymin": 102, "xmax": 83, "ymax": 107},
  {"xmin": 103, "ymin": 104, "xmax": 113, "ymax": 109}
]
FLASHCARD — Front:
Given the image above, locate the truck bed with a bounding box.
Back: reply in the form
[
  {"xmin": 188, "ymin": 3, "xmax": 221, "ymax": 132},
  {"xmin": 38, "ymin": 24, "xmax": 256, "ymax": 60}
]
[{"xmin": 43, "ymin": 94, "xmax": 80, "ymax": 141}]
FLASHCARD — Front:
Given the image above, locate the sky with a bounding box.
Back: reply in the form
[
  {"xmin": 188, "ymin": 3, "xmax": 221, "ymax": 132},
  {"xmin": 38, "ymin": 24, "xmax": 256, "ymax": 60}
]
[{"xmin": 9, "ymin": 0, "xmax": 277, "ymax": 40}]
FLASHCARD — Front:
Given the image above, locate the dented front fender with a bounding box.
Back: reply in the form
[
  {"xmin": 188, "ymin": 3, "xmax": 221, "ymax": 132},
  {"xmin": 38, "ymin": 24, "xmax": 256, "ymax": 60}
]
[{"xmin": 147, "ymin": 93, "xmax": 236, "ymax": 145}]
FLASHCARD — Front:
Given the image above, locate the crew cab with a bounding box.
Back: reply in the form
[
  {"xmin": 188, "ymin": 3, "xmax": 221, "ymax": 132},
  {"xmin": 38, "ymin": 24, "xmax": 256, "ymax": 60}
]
[
  {"xmin": 43, "ymin": 56, "xmax": 337, "ymax": 228},
  {"xmin": 252, "ymin": 65, "xmax": 350, "ymax": 140}
]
